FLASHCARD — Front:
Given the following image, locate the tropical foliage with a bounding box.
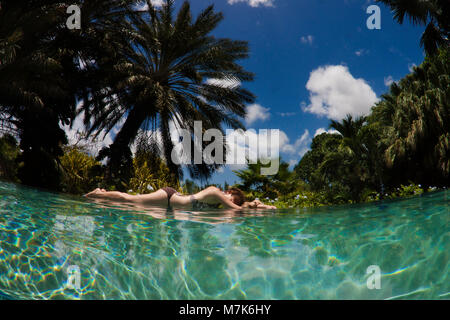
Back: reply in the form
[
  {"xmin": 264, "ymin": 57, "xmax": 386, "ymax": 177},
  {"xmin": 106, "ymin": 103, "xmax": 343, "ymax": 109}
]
[
  {"xmin": 376, "ymin": 0, "xmax": 449, "ymax": 55},
  {"xmin": 0, "ymin": 0, "xmax": 448, "ymax": 209},
  {"xmin": 0, "ymin": 0, "xmax": 254, "ymax": 192},
  {"xmin": 234, "ymin": 158, "xmax": 297, "ymax": 199},
  {"xmin": 0, "ymin": 134, "xmax": 20, "ymax": 181},
  {"xmin": 235, "ymin": 47, "xmax": 449, "ymax": 206},
  {"xmin": 59, "ymin": 146, "xmax": 103, "ymax": 194},
  {"xmin": 129, "ymin": 133, "xmax": 180, "ymax": 194},
  {"xmin": 81, "ymin": 0, "xmax": 255, "ymax": 190},
  {"xmin": 0, "ymin": 0, "xmax": 135, "ymax": 190},
  {"xmin": 181, "ymin": 179, "xmax": 202, "ymax": 194},
  {"xmin": 370, "ymin": 47, "xmax": 450, "ymax": 187}
]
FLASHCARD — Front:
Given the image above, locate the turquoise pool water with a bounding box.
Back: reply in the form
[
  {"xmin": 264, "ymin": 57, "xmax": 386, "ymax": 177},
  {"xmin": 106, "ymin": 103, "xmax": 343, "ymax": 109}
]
[{"xmin": 0, "ymin": 181, "xmax": 448, "ymax": 300}]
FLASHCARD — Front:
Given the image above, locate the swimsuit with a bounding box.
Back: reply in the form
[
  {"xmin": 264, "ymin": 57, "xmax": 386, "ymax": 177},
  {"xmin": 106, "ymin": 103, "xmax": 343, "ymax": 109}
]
[
  {"xmin": 162, "ymin": 187, "xmax": 179, "ymax": 208},
  {"xmin": 162, "ymin": 188, "xmax": 219, "ymax": 210}
]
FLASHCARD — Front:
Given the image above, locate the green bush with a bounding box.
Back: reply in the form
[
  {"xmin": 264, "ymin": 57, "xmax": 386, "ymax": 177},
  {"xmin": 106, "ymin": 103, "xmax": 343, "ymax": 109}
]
[
  {"xmin": 358, "ymin": 183, "xmax": 426, "ymax": 202},
  {"xmin": 0, "ymin": 134, "xmax": 20, "ymax": 181},
  {"xmin": 388, "ymin": 184, "xmax": 425, "ymax": 199},
  {"xmin": 59, "ymin": 147, "xmax": 103, "ymax": 194},
  {"xmin": 128, "ymin": 155, "xmax": 180, "ymax": 194}
]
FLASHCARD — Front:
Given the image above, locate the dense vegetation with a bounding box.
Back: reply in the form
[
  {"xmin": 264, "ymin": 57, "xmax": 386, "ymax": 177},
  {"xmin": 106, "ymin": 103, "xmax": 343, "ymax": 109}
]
[
  {"xmin": 233, "ymin": 48, "xmax": 449, "ymax": 207},
  {"xmin": 376, "ymin": 0, "xmax": 449, "ymax": 56},
  {"xmin": 0, "ymin": 0, "xmax": 253, "ymax": 192},
  {"xmin": 0, "ymin": 0, "xmax": 448, "ymax": 208}
]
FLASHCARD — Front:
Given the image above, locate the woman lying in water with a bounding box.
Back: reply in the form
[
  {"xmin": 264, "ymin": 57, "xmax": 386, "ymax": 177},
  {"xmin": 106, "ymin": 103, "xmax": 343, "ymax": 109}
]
[{"xmin": 85, "ymin": 186, "xmax": 277, "ymax": 210}]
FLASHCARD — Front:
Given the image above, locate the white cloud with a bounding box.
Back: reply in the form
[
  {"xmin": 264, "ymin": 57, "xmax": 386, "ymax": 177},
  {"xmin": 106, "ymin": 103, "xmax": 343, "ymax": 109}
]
[
  {"xmin": 408, "ymin": 63, "xmax": 417, "ymax": 73},
  {"xmin": 63, "ymin": 113, "xmax": 84, "ymax": 145},
  {"xmin": 226, "ymin": 130, "xmax": 278, "ymax": 160},
  {"xmin": 280, "ymin": 129, "xmax": 311, "ymax": 157},
  {"xmin": 133, "ymin": 0, "xmax": 164, "ymax": 11},
  {"xmin": 288, "ymin": 159, "xmax": 298, "ymax": 168},
  {"xmin": 295, "ymin": 130, "xmax": 312, "ymax": 157},
  {"xmin": 245, "ymin": 104, "xmax": 271, "ymax": 125},
  {"xmin": 302, "ymin": 65, "xmax": 379, "ymax": 120},
  {"xmin": 384, "ymin": 75, "xmax": 395, "ymax": 87},
  {"xmin": 206, "ymin": 78, "xmax": 241, "ymax": 89},
  {"xmin": 224, "ymin": 129, "xmax": 277, "ymax": 171},
  {"xmin": 227, "ymin": 0, "xmax": 274, "ymax": 7},
  {"xmin": 355, "ymin": 49, "xmax": 369, "ymax": 56},
  {"xmin": 224, "ymin": 128, "xmax": 311, "ymax": 171},
  {"xmin": 300, "ymin": 35, "xmax": 314, "ymax": 46},
  {"xmin": 151, "ymin": 0, "xmax": 165, "ymax": 6},
  {"xmin": 314, "ymin": 128, "xmax": 340, "ymax": 137},
  {"xmin": 63, "ymin": 107, "xmax": 123, "ymax": 157},
  {"xmin": 277, "ymin": 112, "xmax": 297, "ymax": 117}
]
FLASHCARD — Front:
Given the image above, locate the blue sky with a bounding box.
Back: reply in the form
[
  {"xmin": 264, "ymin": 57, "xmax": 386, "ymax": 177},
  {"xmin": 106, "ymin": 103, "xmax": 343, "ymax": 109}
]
[
  {"xmin": 170, "ymin": 0, "xmax": 425, "ymax": 186},
  {"xmin": 68, "ymin": 0, "xmax": 427, "ymax": 187}
]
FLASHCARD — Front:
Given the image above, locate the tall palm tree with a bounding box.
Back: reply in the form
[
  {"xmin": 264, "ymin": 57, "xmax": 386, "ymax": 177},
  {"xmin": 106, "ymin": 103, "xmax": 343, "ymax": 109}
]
[
  {"xmin": 326, "ymin": 115, "xmax": 387, "ymax": 200},
  {"xmin": 329, "ymin": 114, "xmax": 367, "ymax": 157},
  {"xmin": 234, "ymin": 158, "xmax": 293, "ymax": 199},
  {"xmin": 0, "ymin": 0, "xmax": 136, "ymax": 189},
  {"xmin": 327, "ymin": 116, "xmax": 366, "ymax": 199},
  {"xmin": 294, "ymin": 132, "xmax": 342, "ymax": 189},
  {"xmin": 382, "ymin": 48, "xmax": 450, "ymax": 186},
  {"xmin": 81, "ymin": 0, "xmax": 255, "ymax": 187},
  {"xmin": 0, "ymin": 1, "xmax": 77, "ymax": 188},
  {"xmin": 376, "ymin": 0, "xmax": 449, "ymax": 55}
]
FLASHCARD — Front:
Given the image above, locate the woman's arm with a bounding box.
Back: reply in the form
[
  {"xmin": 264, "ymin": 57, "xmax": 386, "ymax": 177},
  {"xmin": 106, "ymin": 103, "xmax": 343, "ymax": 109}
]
[
  {"xmin": 193, "ymin": 187, "xmax": 242, "ymax": 209},
  {"xmin": 84, "ymin": 188, "xmax": 133, "ymax": 202},
  {"xmin": 193, "ymin": 187, "xmax": 277, "ymax": 210},
  {"xmin": 214, "ymin": 192, "xmax": 242, "ymax": 209}
]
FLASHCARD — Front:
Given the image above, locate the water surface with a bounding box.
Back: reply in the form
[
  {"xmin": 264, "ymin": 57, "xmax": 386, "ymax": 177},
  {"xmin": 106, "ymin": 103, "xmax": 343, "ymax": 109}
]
[{"xmin": 0, "ymin": 181, "xmax": 448, "ymax": 299}]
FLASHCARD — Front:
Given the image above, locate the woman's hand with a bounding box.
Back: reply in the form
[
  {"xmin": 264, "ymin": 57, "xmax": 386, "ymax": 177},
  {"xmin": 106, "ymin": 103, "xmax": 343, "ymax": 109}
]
[
  {"xmin": 256, "ymin": 203, "xmax": 277, "ymax": 209},
  {"xmin": 242, "ymin": 200, "xmax": 276, "ymax": 209}
]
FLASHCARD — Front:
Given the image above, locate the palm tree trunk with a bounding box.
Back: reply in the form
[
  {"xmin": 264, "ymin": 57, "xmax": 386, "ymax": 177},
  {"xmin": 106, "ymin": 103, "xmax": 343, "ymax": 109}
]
[
  {"xmin": 106, "ymin": 106, "xmax": 147, "ymax": 185},
  {"xmin": 114, "ymin": 106, "xmax": 148, "ymax": 148}
]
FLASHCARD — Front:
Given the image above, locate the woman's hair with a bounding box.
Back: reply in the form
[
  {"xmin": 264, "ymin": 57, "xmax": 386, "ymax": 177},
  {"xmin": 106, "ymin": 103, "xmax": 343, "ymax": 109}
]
[{"xmin": 227, "ymin": 188, "xmax": 246, "ymax": 206}]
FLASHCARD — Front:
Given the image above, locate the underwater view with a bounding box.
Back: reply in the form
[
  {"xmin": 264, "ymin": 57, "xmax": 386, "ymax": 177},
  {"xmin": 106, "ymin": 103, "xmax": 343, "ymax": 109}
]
[{"xmin": 0, "ymin": 180, "xmax": 448, "ymax": 300}]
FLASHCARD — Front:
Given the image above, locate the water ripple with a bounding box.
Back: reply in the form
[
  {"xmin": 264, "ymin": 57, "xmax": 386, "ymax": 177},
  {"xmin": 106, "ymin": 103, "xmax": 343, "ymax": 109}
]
[{"xmin": 0, "ymin": 181, "xmax": 448, "ymax": 299}]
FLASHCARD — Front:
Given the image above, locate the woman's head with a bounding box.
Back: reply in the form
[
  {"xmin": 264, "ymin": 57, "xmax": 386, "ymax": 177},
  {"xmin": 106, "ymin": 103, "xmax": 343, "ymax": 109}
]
[{"xmin": 225, "ymin": 188, "xmax": 246, "ymax": 206}]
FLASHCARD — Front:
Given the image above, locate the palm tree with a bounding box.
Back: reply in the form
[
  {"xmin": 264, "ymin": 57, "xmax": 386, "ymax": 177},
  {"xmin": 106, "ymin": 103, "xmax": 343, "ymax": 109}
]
[
  {"xmin": 376, "ymin": 0, "xmax": 449, "ymax": 55},
  {"xmin": 81, "ymin": 0, "xmax": 255, "ymax": 188},
  {"xmin": 0, "ymin": 0, "xmax": 136, "ymax": 189},
  {"xmin": 381, "ymin": 48, "xmax": 450, "ymax": 186},
  {"xmin": 294, "ymin": 132, "xmax": 342, "ymax": 189},
  {"xmin": 326, "ymin": 115, "xmax": 388, "ymax": 200},
  {"xmin": 329, "ymin": 114, "xmax": 367, "ymax": 156},
  {"xmin": 0, "ymin": 1, "xmax": 77, "ymax": 188},
  {"xmin": 234, "ymin": 158, "xmax": 294, "ymax": 199}
]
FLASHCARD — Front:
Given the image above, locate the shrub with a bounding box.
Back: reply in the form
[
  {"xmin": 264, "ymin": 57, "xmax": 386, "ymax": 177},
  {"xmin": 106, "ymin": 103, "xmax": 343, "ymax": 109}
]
[
  {"xmin": 59, "ymin": 147, "xmax": 103, "ymax": 194},
  {"xmin": 0, "ymin": 134, "xmax": 20, "ymax": 181},
  {"xmin": 128, "ymin": 156, "xmax": 180, "ymax": 194}
]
